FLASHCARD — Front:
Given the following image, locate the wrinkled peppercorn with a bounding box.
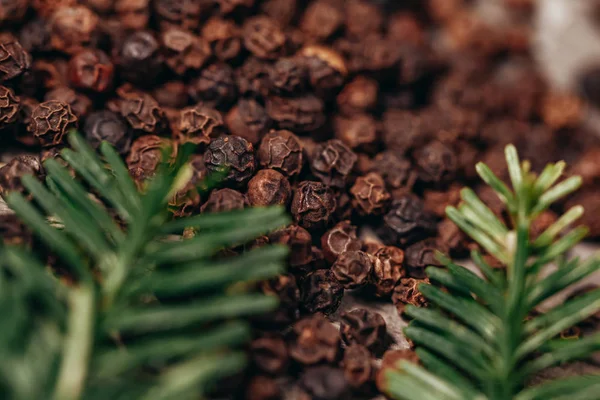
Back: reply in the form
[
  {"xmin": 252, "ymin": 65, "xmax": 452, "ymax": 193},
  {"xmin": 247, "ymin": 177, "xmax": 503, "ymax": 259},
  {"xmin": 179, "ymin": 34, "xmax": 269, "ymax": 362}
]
[
  {"xmin": 392, "ymin": 277, "xmax": 429, "ymax": 316},
  {"xmin": 379, "ymin": 195, "xmax": 436, "ymax": 247},
  {"xmin": 332, "ymin": 250, "xmax": 372, "ymax": 289},
  {"xmin": 300, "ymin": 46, "xmax": 347, "ymax": 97},
  {"xmin": 225, "ymin": 99, "xmax": 272, "ymax": 145},
  {"xmin": 340, "ymin": 308, "xmax": 386, "ymax": 353},
  {"xmin": 350, "ymin": 173, "xmax": 390, "ymax": 216},
  {"xmin": 269, "ymin": 224, "xmax": 313, "ymax": 268},
  {"xmin": 250, "ymin": 335, "xmax": 289, "ymax": 375},
  {"xmin": 257, "ymin": 130, "xmax": 304, "ymax": 177},
  {"xmin": 0, "ymin": 155, "xmax": 44, "ymax": 198},
  {"xmin": 266, "ymin": 95, "xmax": 325, "ymax": 133},
  {"xmin": 116, "ymin": 85, "xmax": 166, "ymax": 134},
  {"xmin": 236, "ymin": 57, "xmax": 272, "ymax": 98},
  {"xmin": 414, "ymin": 140, "xmax": 458, "ymax": 183},
  {"xmin": 333, "ymin": 114, "xmax": 377, "ymax": 150},
  {"xmin": 28, "ymin": 100, "xmax": 77, "ymax": 147},
  {"xmin": 243, "ymin": 16, "xmax": 288, "ymax": 60},
  {"xmin": 382, "ymin": 110, "xmax": 421, "ymax": 154},
  {"xmin": 342, "ymin": 343, "xmax": 373, "ymax": 389},
  {"xmin": 291, "ymin": 181, "xmax": 336, "ymax": 230},
  {"xmin": 269, "ymin": 57, "xmax": 306, "ymax": 94},
  {"xmin": 126, "ymin": 135, "xmax": 168, "ymax": 184},
  {"xmin": 301, "ymin": 269, "xmax": 344, "ymax": 315},
  {"xmin": 84, "ymin": 110, "xmax": 131, "ymax": 154},
  {"xmin": 68, "ymin": 48, "xmax": 113, "ymax": 92},
  {"xmin": 260, "ymin": 273, "xmax": 301, "ymax": 325},
  {"xmin": 114, "ymin": 0, "xmax": 149, "ymax": 30},
  {"xmin": 49, "ymin": 5, "xmax": 99, "ymax": 54},
  {"xmin": 177, "ymin": 104, "xmax": 223, "ymax": 146},
  {"xmin": 19, "ymin": 18, "xmax": 52, "ymax": 54},
  {"xmin": 118, "ymin": 31, "xmax": 163, "ymax": 87},
  {"xmin": 153, "ymin": 0, "xmax": 203, "ymax": 31},
  {"xmin": 371, "ymin": 151, "xmax": 417, "ymax": 195},
  {"xmin": 0, "ymin": 0, "xmax": 29, "ymax": 23},
  {"xmin": 437, "ymin": 218, "xmax": 470, "ymax": 257},
  {"xmin": 372, "ymin": 246, "xmax": 405, "ymax": 297},
  {"xmin": 0, "ymin": 33, "xmax": 31, "ymax": 82},
  {"xmin": 188, "ymin": 63, "xmax": 237, "ymax": 110},
  {"xmin": 321, "ymin": 221, "xmax": 361, "ymax": 263},
  {"xmin": 290, "ymin": 313, "xmax": 340, "ymax": 365},
  {"xmin": 0, "ymin": 85, "xmax": 20, "ymax": 130},
  {"xmin": 204, "ymin": 135, "xmax": 255, "ymax": 186},
  {"xmin": 310, "ymin": 139, "xmax": 357, "ymax": 189},
  {"xmin": 423, "ymin": 184, "xmax": 461, "ymax": 218},
  {"xmin": 247, "ymin": 169, "xmax": 291, "ymax": 207},
  {"xmin": 161, "ymin": 28, "xmax": 210, "ymax": 75},
  {"xmin": 300, "ymin": 1, "xmax": 343, "ymax": 41},
  {"xmin": 45, "ymin": 86, "xmax": 92, "ymax": 118},
  {"xmin": 336, "ymin": 76, "xmax": 378, "ymax": 116},
  {"xmin": 200, "ymin": 188, "xmax": 246, "ymax": 213},
  {"xmin": 404, "ymin": 238, "xmax": 444, "ymax": 278},
  {"xmin": 300, "ymin": 366, "xmax": 349, "ymax": 400},
  {"xmin": 202, "ymin": 18, "xmax": 242, "ymax": 62}
]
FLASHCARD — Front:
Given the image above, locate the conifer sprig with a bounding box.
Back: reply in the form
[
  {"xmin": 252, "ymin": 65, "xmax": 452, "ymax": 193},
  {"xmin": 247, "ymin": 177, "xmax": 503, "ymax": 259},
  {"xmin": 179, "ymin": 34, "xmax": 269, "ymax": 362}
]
[
  {"xmin": 0, "ymin": 131, "xmax": 289, "ymax": 400},
  {"xmin": 384, "ymin": 145, "xmax": 600, "ymax": 400}
]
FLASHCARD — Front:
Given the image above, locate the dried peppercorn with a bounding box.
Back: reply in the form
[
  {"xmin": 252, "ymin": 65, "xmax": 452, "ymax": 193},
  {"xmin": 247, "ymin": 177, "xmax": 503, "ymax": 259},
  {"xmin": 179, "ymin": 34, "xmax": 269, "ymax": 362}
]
[
  {"xmin": 310, "ymin": 139, "xmax": 357, "ymax": 189},
  {"xmin": 236, "ymin": 57, "xmax": 272, "ymax": 98},
  {"xmin": 49, "ymin": 5, "xmax": 99, "ymax": 54},
  {"xmin": 152, "ymin": 81, "xmax": 188, "ymax": 109},
  {"xmin": 225, "ymin": 99, "xmax": 272, "ymax": 145},
  {"xmin": 188, "ymin": 63, "xmax": 237, "ymax": 110},
  {"xmin": 291, "ymin": 181, "xmax": 336, "ymax": 230},
  {"xmin": 260, "ymin": 0, "xmax": 297, "ymax": 26},
  {"xmin": 30, "ymin": 59, "xmax": 68, "ymax": 92},
  {"xmin": 379, "ymin": 195, "xmax": 436, "ymax": 247},
  {"xmin": 114, "ymin": 0, "xmax": 149, "ymax": 30},
  {"xmin": 0, "ymin": 85, "xmax": 20, "ymax": 130},
  {"xmin": 372, "ymin": 246, "xmax": 405, "ymax": 297},
  {"xmin": 331, "ymin": 250, "xmax": 372, "ymax": 289},
  {"xmin": 341, "ymin": 344, "xmax": 373, "ymax": 389},
  {"xmin": 344, "ymin": 0, "xmax": 383, "ymax": 39},
  {"xmin": 116, "ymin": 85, "xmax": 167, "ymax": 134},
  {"xmin": 300, "ymin": 1, "xmax": 343, "ymax": 41},
  {"xmin": 243, "ymin": 16, "xmax": 288, "ymax": 60},
  {"xmin": 257, "ymin": 130, "xmax": 304, "ymax": 177},
  {"xmin": 423, "ymin": 184, "xmax": 461, "ymax": 218},
  {"xmin": 161, "ymin": 28, "xmax": 211, "ymax": 75},
  {"xmin": 414, "ymin": 140, "xmax": 458, "ymax": 183},
  {"xmin": 153, "ymin": 0, "xmax": 204, "ymax": 31},
  {"xmin": 32, "ymin": 0, "xmax": 76, "ymax": 17},
  {"xmin": 0, "ymin": 0, "xmax": 29, "ymax": 23},
  {"xmin": 202, "ymin": 18, "xmax": 242, "ymax": 62},
  {"xmin": 260, "ymin": 273, "xmax": 301, "ymax": 325},
  {"xmin": 15, "ymin": 97, "xmax": 39, "ymax": 146},
  {"xmin": 216, "ymin": 0, "xmax": 253, "ymax": 14},
  {"xmin": 301, "ymin": 269, "xmax": 344, "ymax": 315},
  {"xmin": 321, "ymin": 221, "xmax": 361, "ymax": 263},
  {"xmin": 404, "ymin": 238, "xmax": 444, "ymax": 279},
  {"xmin": 269, "ymin": 224, "xmax": 313, "ymax": 268},
  {"xmin": 44, "ymin": 86, "xmax": 92, "ymax": 119},
  {"xmin": 177, "ymin": 104, "xmax": 223, "ymax": 146},
  {"xmin": 204, "ymin": 135, "xmax": 256, "ymax": 186},
  {"xmin": 300, "ymin": 46, "xmax": 347, "ymax": 97},
  {"xmin": 19, "ymin": 18, "xmax": 53, "ymax": 54},
  {"xmin": 336, "ymin": 76, "xmax": 378, "ymax": 116},
  {"xmin": 289, "ymin": 313, "xmax": 340, "ymax": 365},
  {"xmin": 333, "ymin": 114, "xmax": 377, "ymax": 150},
  {"xmin": 381, "ymin": 110, "xmax": 421, "ymax": 154},
  {"xmin": 340, "ymin": 308, "xmax": 387, "ymax": 353},
  {"xmin": 200, "ymin": 188, "xmax": 245, "ymax": 213},
  {"xmin": 269, "ymin": 57, "xmax": 307, "ymax": 94},
  {"xmin": 84, "ymin": 110, "xmax": 131, "ymax": 154},
  {"xmin": 0, "ymin": 213, "xmax": 32, "ymax": 247},
  {"xmin": 266, "ymin": 95, "xmax": 325, "ymax": 133},
  {"xmin": 246, "ymin": 376, "xmax": 281, "ymax": 400},
  {"xmin": 437, "ymin": 218, "xmax": 470, "ymax": 257},
  {"xmin": 250, "ymin": 335, "xmax": 289, "ymax": 375},
  {"xmin": 0, "ymin": 33, "xmax": 31, "ymax": 82},
  {"xmin": 376, "ymin": 349, "xmax": 419, "ymax": 392},
  {"xmin": 118, "ymin": 31, "xmax": 163, "ymax": 87},
  {"xmin": 126, "ymin": 135, "xmax": 168, "ymax": 184},
  {"xmin": 28, "ymin": 100, "xmax": 78, "ymax": 147},
  {"xmin": 350, "ymin": 172, "xmax": 390, "ymax": 216},
  {"xmin": 300, "ymin": 366, "xmax": 349, "ymax": 400},
  {"xmin": 0, "ymin": 155, "xmax": 44, "ymax": 198},
  {"xmin": 247, "ymin": 169, "xmax": 291, "ymax": 207},
  {"xmin": 371, "ymin": 151, "xmax": 417, "ymax": 195},
  {"xmin": 169, "ymin": 179, "xmax": 201, "ymax": 218},
  {"xmin": 392, "ymin": 277, "xmax": 429, "ymax": 316},
  {"xmin": 68, "ymin": 48, "xmax": 113, "ymax": 92}
]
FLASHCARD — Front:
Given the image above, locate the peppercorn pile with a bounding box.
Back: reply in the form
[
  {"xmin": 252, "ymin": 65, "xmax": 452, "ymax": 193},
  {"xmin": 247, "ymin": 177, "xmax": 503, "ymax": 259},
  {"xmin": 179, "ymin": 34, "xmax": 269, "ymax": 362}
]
[{"xmin": 1, "ymin": 0, "xmax": 600, "ymax": 399}]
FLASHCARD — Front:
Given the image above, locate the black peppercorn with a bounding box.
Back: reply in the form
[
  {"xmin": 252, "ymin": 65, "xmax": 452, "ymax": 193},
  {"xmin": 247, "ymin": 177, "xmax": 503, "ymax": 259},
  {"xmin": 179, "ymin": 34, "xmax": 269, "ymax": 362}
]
[
  {"xmin": 84, "ymin": 110, "xmax": 131, "ymax": 154},
  {"xmin": 28, "ymin": 100, "xmax": 78, "ymax": 147},
  {"xmin": 301, "ymin": 269, "xmax": 344, "ymax": 315},
  {"xmin": 243, "ymin": 16, "xmax": 288, "ymax": 60},
  {"xmin": 332, "ymin": 250, "xmax": 372, "ymax": 289},
  {"xmin": 300, "ymin": 366, "xmax": 349, "ymax": 400},
  {"xmin": 350, "ymin": 172, "xmax": 391, "ymax": 216},
  {"xmin": 266, "ymin": 95, "xmax": 325, "ymax": 133},
  {"xmin": 200, "ymin": 188, "xmax": 246, "ymax": 213},
  {"xmin": 269, "ymin": 224, "xmax": 313, "ymax": 268},
  {"xmin": 176, "ymin": 105, "xmax": 224, "ymax": 146},
  {"xmin": 0, "ymin": 33, "xmax": 32, "ymax": 81},
  {"xmin": 0, "ymin": 85, "xmax": 20, "ymax": 130},
  {"xmin": 310, "ymin": 139, "xmax": 357, "ymax": 189},
  {"xmin": 188, "ymin": 63, "xmax": 237, "ymax": 110},
  {"xmin": 0, "ymin": 155, "xmax": 44, "ymax": 198},
  {"xmin": 204, "ymin": 135, "xmax": 256, "ymax": 186},
  {"xmin": 247, "ymin": 169, "xmax": 291, "ymax": 207},
  {"xmin": 118, "ymin": 31, "xmax": 163, "ymax": 87},
  {"xmin": 257, "ymin": 130, "xmax": 304, "ymax": 177},
  {"xmin": 68, "ymin": 48, "xmax": 113, "ymax": 92},
  {"xmin": 340, "ymin": 308, "xmax": 387, "ymax": 353},
  {"xmin": 290, "ymin": 313, "xmax": 341, "ymax": 365},
  {"xmin": 379, "ymin": 195, "xmax": 436, "ymax": 247},
  {"xmin": 291, "ymin": 181, "xmax": 336, "ymax": 230},
  {"xmin": 321, "ymin": 220, "xmax": 361, "ymax": 263},
  {"xmin": 225, "ymin": 98, "xmax": 272, "ymax": 145}
]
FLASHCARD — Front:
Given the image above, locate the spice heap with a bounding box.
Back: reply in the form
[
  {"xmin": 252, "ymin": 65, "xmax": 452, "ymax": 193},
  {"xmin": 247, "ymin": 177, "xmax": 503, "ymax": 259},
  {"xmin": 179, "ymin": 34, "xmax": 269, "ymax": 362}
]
[{"xmin": 0, "ymin": 0, "xmax": 599, "ymax": 399}]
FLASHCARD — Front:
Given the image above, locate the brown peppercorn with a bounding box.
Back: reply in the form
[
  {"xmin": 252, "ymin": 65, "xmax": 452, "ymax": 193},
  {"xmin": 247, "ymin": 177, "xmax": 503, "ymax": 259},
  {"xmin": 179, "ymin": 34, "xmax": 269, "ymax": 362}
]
[
  {"xmin": 250, "ymin": 335, "xmax": 289, "ymax": 375},
  {"xmin": 350, "ymin": 173, "xmax": 390, "ymax": 216},
  {"xmin": 299, "ymin": 46, "xmax": 347, "ymax": 97},
  {"xmin": 31, "ymin": 0, "xmax": 75, "ymax": 17},
  {"xmin": 14, "ymin": 97, "xmax": 39, "ymax": 146},
  {"xmin": 371, "ymin": 151, "xmax": 417, "ymax": 195},
  {"xmin": 114, "ymin": 0, "xmax": 149, "ymax": 30},
  {"xmin": 376, "ymin": 349, "xmax": 419, "ymax": 392},
  {"xmin": 204, "ymin": 135, "xmax": 255, "ymax": 186},
  {"xmin": 161, "ymin": 28, "xmax": 211, "ymax": 75},
  {"xmin": 215, "ymin": 0, "xmax": 253, "ymax": 14},
  {"xmin": 321, "ymin": 221, "xmax": 361, "ymax": 263},
  {"xmin": 404, "ymin": 238, "xmax": 444, "ymax": 279},
  {"xmin": 290, "ymin": 314, "xmax": 341, "ymax": 365},
  {"xmin": 260, "ymin": 273, "xmax": 301, "ymax": 325},
  {"xmin": 336, "ymin": 76, "xmax": 378, "ymax": 116},
  {"xmin": 437, "ymin": 218, "xmax": 470, "ymax": 257},
  {"xmin": 28, "ymin": 100, "xmax": 77, "ymax": 147},
  {"xmin": 169, "ymin": 179, "xmax": 201, "ymax": 218},
  {"xmin": 423, "ymin": 184, "xmax": 461, "ymax": 218},
  {"xmin": 300, "ymin": 366, "xmax": 349, "ymax": 400},
  {"xmin": 201, "ymin": 18, "xmax": 242, "ymax": 62},
  {"xmin": 301, "ymin": 269, "xmax": 344, "ymax": 315},
  {"xmin": 269, "ymin": 57, "xmax": 307, "ymax": 94},
  {"xmin": 257, "ymin": 130, "xmax": 304, "ymax": 177},
  {"xmin": 266, "ymin": 94, "xmax": 325, "ymax": 133},
  {"xmin": 126, "ymin": 135, "xmax": 168, "ymax": 184},
  {"xmin": 68, "ymin": 48, "xmax": 113, "ymax": 92},
  {"xmin": 379, "ymin": 195, "xmax": 437, "ymax": 247},
  {"xmin": 44, "ymin": 86, "xmax": 92, "ymax": 119},
  {"xmin": 291, "ymin": 181, "xmax": 336, "ymax": 230},
  {"xmin": 310, "ymin": 139, "xmax": 357, "ymax": 189},
  {"xmin": 392, "ymin": 277, "xmax": 429, "ymax": 316},
  {"xmin": 200, "ymin": 188, "xmax": 245, "ymax": 214},
  {"xmin": 116, "ymin": 85, "xmax": 167, "ymax": 134},
  {"xmin": 260, "ymin": 0, "xmax": 297, "ymax": 26},
  {"xmin": 340, "ymin": 309, "xmax": 387, "ymax": 353},
  {"xmin": 269, "ymin": 224, "xmax": 312, "ymax": 268},
  {"xmin": 153, "ymin": 0, "xmax": 204, "ymax": 31},
  {"xmin": 0, "ymin": 0, "xmax": 29, "ymax": 23},
  {"xmin": 414, "ymin": 141, "xmax": 458, "ymax": 183},
  {"xmin": 332, "ymin": 250, "xmax": 372, "ymax": 289},
  {"xmin": 84, "ymin": 110, "xmax": 131, "ymax": 154},
  {"xmin": 0, "ymin": 33, "xmax": 31, "ymax": 82},
  {"xmin": 225, "ymin": 99, "xmax": 272, "ymax": 145},
  {"xmin": 0, "ymin": 155, "xmax": 44, "ymax": 198},
  {"xmin": 177, "ymin": 104, "xmax": 223, "ymax": 146},
  {"xmin": 236, "ymin": 57, "xmax": 272, "ymax": 99},
  {"xmin": 372, "ymin": 246, "xmax": 405, "ymax": 297},
  {"xmin": 345, "ymin": 0, "xmax": 383, "ymax": 39},
  {"xmin": 49, "ymin": 6, "xmax": 99, "ymax": 54},
  {"xmin": 19, "ymin": 18, "xmax": 53, "ymax": 54},
  {"xmin": 300, "ymin": 1, "xmax": 343, "ymax": 41},
  {"xmin": 0, "ymin": 85, "xmax": 20, "ymax": 129},
  {"xmin": 246, "ymin": 376, "xmax": 281, "ymax": 400},
  {"xmin": 188, "ymin": 63, "xmax": 237, "ymax": 110},
  {"xmin": 243, "ymin": 16, "xmax": 288, "ymax": 60},
  {"xmin": 342, "ymin": 344, "xmax": 373, "ymax": 389},
  {"xmin": 153, "ymin": 81, "xmax": 188, "ymax": 108},
  {"xmin": 333, "ymin": 114, "xmax": 377, "ymax": 150},
  {"xmin": 118, "ymin": 31, "xmax": 163, "ymax": 87},
  {"xmin": 247, "ymin": 169, "xmax": 291, "ymax": 207}
]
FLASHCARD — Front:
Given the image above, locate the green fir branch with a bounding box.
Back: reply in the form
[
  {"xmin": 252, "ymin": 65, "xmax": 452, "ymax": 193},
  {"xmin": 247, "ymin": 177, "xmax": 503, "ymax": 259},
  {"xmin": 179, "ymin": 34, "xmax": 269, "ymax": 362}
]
[{"xmin": 384, "ymin": 144, "xmax": 600, "ymax": 400}]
